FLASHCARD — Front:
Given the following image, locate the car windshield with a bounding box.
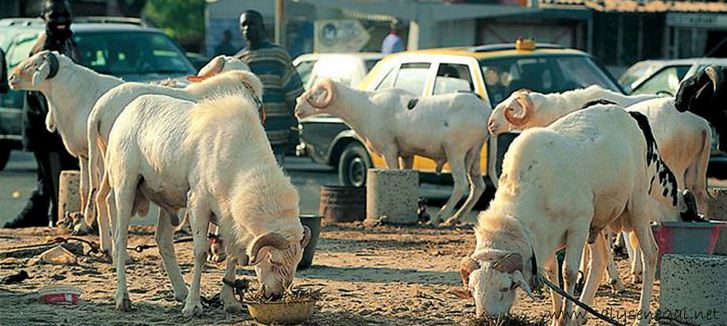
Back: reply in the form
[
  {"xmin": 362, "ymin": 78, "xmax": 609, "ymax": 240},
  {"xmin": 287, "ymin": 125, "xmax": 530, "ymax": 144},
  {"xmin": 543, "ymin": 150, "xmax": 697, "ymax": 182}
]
[
  {"xmin": 479, "ymin": 55, "xmax": 619, "ymax": 105},
  {"xmin": 73, "ymin": 31, "xmax": 195, "ymax": 77},
  {"xmin": 618, "ymin": 61, "xmax": 661, "ymax": 91}
]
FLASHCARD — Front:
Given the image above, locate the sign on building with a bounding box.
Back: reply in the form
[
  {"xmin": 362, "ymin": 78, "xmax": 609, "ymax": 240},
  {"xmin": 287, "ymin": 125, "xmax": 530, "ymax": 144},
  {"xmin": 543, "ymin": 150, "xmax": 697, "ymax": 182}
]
[
  {"xmin": 667, "ymin": 13, "xmax": 727, "ymax": 29},
  {"xmin": 314, "ymin": 19, "xmax": 370, "ymax": 53}
]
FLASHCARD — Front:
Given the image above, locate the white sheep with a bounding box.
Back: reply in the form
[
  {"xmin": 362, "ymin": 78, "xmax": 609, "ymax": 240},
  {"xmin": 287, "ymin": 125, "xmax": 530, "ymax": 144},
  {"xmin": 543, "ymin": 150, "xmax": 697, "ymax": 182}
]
[
  {"xmin": 489, "ymin": 89, "xmax": 709, "ymax": 215},
  {"xmin": 8, "ymin": 51, "xmax": 123, "ymax": 231},
  {"xmin": 84, "ymin": 69, "xmax": 262, "ymax": 257},
  {"xmin": 489, "ymin": 89, "xmax": 711, "ymax": 285},
  {"xmin": 295, "ymin": 79, "xmax": 492, "ymax": 225},
  {"xmin": 458, "ymin": 104, "xmax": 692, "ymax": 326},
  {"xmin": 105, "ymin": 92, "xmax": 309, "ymax": 316},
  {"xmin": 487, "ymin": 85, "xmax": 659, "ymax": 134}
]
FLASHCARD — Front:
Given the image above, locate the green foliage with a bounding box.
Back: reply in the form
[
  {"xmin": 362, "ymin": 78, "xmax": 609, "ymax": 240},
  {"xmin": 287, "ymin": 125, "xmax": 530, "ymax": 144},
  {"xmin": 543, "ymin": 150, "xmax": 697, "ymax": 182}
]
[{"xmin": 143, "ymin": 0, "xmax": 205, "ymax": 40}]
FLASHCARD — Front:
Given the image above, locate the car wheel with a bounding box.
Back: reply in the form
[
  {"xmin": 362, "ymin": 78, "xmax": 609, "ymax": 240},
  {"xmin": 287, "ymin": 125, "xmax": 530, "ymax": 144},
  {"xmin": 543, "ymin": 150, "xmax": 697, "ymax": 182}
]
[
  {"xmin": 338, "ymin": 142, "xmax": 372, "ymax": 188},
  {"xmin": 0, "ymin": 147, "xmax": 10, "ymax": 171}
]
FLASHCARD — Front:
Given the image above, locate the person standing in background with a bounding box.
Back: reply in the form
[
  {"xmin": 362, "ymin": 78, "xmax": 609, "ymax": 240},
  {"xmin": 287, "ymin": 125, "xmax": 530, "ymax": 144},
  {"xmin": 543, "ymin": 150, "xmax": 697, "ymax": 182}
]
[
  {"xmin": 381, "ymin": 20, "xmax": 404, "ymax": 54},
  {"xmin": 0, "ymin": 47, "xmax": 8, "ymax": 94},
  {"xmin": 235, "ymin": 10, "xmax": 304, "ymax": 161},
  {"xmin": 4, "ymin": 0, "xmax": 80, "ymax": 228},
  {"xmin": 214, "ymin": 29, "xmax": 237, "ymax": 56}
]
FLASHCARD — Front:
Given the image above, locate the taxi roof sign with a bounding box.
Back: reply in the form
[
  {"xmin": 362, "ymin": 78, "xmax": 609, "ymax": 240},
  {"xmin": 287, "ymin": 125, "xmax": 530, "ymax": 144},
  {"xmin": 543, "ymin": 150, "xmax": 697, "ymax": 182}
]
[{"xmin": 515, "ymin": 38, "xmax": 536, "ymax": 51}]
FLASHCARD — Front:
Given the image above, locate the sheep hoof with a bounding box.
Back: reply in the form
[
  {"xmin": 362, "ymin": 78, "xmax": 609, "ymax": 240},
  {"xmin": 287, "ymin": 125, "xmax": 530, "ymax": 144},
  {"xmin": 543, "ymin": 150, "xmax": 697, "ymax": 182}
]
[
  {"xmin": 115, "ymin": 294, "xmax": 132, "ymax": 312},
  {"xmin": 174, "ymin": 288, "xmax": 189, "ymax": 303},
  {"xmin": 223, "ymin": 301, "xmax": 243, "ymax": 314},
  {"xmin": 609, "ymin": 279, "xmax": 626, "ymax": 293},
  {"xmin": 182, "ymin": 301, "xmax": 204, "ymax": 317}
]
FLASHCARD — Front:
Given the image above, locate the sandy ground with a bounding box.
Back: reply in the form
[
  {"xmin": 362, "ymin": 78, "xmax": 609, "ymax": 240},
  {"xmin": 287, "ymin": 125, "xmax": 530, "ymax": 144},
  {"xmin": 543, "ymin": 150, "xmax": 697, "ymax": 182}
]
[{"xmin": 0, "ymin": 222, "xmax": 661, "ymax": 326}]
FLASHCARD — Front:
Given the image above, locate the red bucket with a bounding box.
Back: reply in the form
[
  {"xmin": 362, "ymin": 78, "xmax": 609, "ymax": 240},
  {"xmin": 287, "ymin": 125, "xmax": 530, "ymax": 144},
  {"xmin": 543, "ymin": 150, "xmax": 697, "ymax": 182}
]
[
  {"xmin": 39, "ymin": 285, "xmax": 82, "ymax": 305},
  {"xmin": 651, "ymin": 221, "xmax": 727, "ymax": 273}
]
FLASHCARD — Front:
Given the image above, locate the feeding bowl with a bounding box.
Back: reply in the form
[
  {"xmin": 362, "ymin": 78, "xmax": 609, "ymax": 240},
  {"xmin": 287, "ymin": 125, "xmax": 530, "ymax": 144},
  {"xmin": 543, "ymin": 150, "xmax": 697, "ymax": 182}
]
[
  {"xmin": 243, "ymin": 289, "xmax": 321, "ymax": 325},
  {"xmin": 245, "ymin": 299, "xmax": 316, "ymax": 325}
]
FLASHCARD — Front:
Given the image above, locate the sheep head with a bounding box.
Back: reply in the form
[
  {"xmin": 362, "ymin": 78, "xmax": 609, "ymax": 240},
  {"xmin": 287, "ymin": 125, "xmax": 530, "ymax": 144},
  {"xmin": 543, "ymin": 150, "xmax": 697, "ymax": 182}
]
[
  {"xmin": 488, "ymin": 89, "xmax": 533, "ymax": 135},
  {"xmin": 249, "ymin": 226, "xmax": 311, "ymax": 299},
  {"xmin": 294, "ymin": 79, "xmax": 336, "ymax": 120},
  {"xmin": 458, "ymin": 250, "xmax": 532, "ymax": 317},
  {"xmin": 188, "ymin": 55, "xmax": 251, "ymax": 82},
  {"xmin": 8, "ymin": 50, "xmax": 61, "ymax": 91}
]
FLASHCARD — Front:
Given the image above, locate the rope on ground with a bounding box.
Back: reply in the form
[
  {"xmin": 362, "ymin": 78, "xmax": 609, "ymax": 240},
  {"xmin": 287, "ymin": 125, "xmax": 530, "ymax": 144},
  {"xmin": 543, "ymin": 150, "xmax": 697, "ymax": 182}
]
[
  {"xmin": 128, "ymin": 236, "xmax": 194, "ymax": 253},
  {"xmin": 0, "ymin": 236, "xmax": 99, "ymax": 254},
  {"xmin": 538, "ymin": 273, "xmax": 626, "ymax": 326}
]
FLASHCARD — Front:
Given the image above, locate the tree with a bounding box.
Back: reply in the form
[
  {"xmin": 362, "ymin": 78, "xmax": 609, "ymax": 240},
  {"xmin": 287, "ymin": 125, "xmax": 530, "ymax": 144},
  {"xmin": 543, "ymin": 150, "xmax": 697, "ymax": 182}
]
[{"xmin": 143, "ymin": 0, "xmax": 205, "ymax": 50}]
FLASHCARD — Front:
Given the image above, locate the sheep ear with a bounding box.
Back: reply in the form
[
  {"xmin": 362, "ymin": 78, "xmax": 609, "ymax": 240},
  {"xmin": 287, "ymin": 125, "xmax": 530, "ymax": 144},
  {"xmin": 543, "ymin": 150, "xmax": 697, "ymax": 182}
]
[
  {"xmin": 512, "ymin": 270, "xmax": 534, "ymax": 299},
  {"xmin": 32, "ymin": 61, "xmax": 50, "ymax": 86},
  {"xmin": 307, "ymin": 80, "xmax": 335, "ymax": 108},
  {"xmin": 198, "ymin": 55, "xmax": 225, "ymax": 77}
]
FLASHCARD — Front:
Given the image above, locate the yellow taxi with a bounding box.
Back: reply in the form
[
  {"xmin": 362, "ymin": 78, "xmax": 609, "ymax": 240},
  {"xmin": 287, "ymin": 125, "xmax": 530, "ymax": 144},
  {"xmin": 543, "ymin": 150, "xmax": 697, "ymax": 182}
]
[{"xmin": 297, "ymin": 40, "xmax": 623, "ymax": 189}]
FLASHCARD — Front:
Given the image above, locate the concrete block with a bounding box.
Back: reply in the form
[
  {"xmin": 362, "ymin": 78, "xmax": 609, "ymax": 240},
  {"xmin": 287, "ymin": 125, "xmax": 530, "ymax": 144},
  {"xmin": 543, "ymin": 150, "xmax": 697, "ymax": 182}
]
[
  {"xmin": 659, "ymin": 254, "xmax": 727, "ymax": 325},
  {"xmin": 365, "ymin": 169, "xmax": 418, "ymax": 225},
  {"xmin": 58, "ymin": 170, "xmax": 80, "ymax": 232},
  {"xmin": 706, "ymin": 189, "xmax": 727, "ymax": 255}
]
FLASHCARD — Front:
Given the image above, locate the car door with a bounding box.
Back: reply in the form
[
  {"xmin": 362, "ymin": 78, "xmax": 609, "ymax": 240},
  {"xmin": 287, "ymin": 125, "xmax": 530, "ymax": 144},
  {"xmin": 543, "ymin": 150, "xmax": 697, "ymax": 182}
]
[{"xmin": 0, "ymin": 32, "xmax": 40, "ymax": 144}]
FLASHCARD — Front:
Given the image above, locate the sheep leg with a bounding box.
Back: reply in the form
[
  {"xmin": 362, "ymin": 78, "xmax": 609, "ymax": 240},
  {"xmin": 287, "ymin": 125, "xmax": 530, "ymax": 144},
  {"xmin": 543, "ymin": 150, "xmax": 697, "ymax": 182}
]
[
  {"xmin": 399, "ymin": 155, "xmax": 414, "ymax": 169},
  {"xmin": 445, "ymin": 145, "xmax": 485, "ymax": 225},
  {"xmin": 574, "ymin": 234, "xmax": 609, "ymax": 325},
  {"xmin": 182, "ymin": 191, "xmax": 210, "ymax": 317},
  {"xmin": 95, "ymin": 171, "xmax": 113, "ymax": 261},
  {"xmin": 605, "ymin": 245, "xmax": 626, "ymax": 293},
  {"xmin": 112, "ymin": 177, "xmax": 137, "ymax": 312},
  {"xmin": 221, "ymin": 257, "xmax": 243, "ymax": 313},
  {"xmin": 73, "ymin": 157, "xmax": 92, "ymax": 234},
  {"xmin": 436, "ymin": 158, "xmax": 467, "ymax": 226},
  {"xmin": 545, "ymin": 256, "xmax": 563, "ymax": 326},
  {"xmin": 628, "ymin": 205, "xmax": 659, "ymax": 326},
  {"xmin": 558, "ymin": 229, "xmax": 588, "ymax": 326},
  {"xmin": 154, "ymin": 209, "xmax": 188, "ymax": 302},
  {"xmin": 628, "ymin": 231, "xmax": 643, "ymax": 284},
  {"xmin": 382, "ymin": 151, "xmax": 400, "ymax": 170}
]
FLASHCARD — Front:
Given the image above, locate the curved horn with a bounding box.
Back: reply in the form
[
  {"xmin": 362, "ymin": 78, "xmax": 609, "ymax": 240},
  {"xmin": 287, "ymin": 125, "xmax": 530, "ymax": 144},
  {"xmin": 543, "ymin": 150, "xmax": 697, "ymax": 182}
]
[
  {"xmin": 492, "ymin": 252, "xmax": 524, "ymax": 274},
  {"xmin": 459, "ymin": 256, "xmax": 481, "ymax": 287},
  {"xmin": 197, "ymin": 55, "xmax": 225, "ymax": 77},
  {"xmin": 301, "ymin": 226, "xmax": 312, "ymax": 247},
  {"xmin": 505, "ymin": 90, "xmax": 532, "ymax": 126},
  {"xmin": 250, "ymin": 232, "xmax": 290, "ymax": 265},
  {"xmin": 705, "ymin": 66, "xmax": 723, "ymax": 93},
  {"xmin": 307, "ymin": 79, "xmax": 335, "ymax": 109}
]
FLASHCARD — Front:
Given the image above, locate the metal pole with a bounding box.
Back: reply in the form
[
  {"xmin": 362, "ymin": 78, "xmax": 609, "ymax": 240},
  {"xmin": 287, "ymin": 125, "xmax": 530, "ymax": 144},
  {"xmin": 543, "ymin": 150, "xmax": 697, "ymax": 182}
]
[{"xmin": 275, "ymin": 0, "xmax": 286, "ymax": 47}]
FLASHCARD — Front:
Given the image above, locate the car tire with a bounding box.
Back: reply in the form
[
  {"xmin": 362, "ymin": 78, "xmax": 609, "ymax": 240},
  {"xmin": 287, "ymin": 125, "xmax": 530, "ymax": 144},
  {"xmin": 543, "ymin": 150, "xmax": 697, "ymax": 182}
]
[
  {"xmin": 0, "ymin": 147, "xmax": 10, "ymax": 171},
  {"xmin": 338, "ymin": 142, "xmax": 372, "ymax": 188}
]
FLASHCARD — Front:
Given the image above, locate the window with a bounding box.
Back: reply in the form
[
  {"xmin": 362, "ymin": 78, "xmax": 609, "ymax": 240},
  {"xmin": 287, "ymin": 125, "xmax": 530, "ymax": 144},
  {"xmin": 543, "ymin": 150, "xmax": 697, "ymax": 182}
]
[
  {"xmin": 632, "ymin": 65, "xmax": 690, "ymax": 96},
  {"xmin": 433, "ymin": 63, "xmax": 473, "ymax": 95},
  {"xmin": 295, "ymin": 59, "xmax": 316, "ymax": 89},
  {"xmin": 73, "ymin": 31, "xmax": 194, "ymax": 76},
  {"xmin": 7, "ymin": 33, "xmax": 38, "ymax": 69},
  {"xmin": 480, "ymin": 55, "xmax": 619, "ymax": 105},
  {"xmin": 375, "ymin": 67, "xmax": 397, "ymax": 90},
  {"xmin": 392, "ymin": 62, "xmax": 431, "ymax": 95}
]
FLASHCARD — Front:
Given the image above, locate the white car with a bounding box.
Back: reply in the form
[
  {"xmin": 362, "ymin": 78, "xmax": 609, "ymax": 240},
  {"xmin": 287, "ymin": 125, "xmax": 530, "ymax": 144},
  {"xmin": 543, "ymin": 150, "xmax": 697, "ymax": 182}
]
[
  {"xmin": 293, "ymin": 52, "xmax": 385, "ymax": 90},
  {"xmin": 620, "ymin": 58, "xmax": 727, "ymax": 96}
]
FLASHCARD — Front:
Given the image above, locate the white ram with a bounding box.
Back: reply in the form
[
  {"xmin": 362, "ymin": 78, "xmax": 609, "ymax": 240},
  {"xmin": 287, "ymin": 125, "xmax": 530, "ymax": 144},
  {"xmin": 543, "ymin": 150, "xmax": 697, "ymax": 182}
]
[
  {"xmin": 458, "ymin": 104, "xmax": 692, "ymax": 326},
  {"xmin": 295, "ymin": 79, "xmax": 492, "ymax": 225},
  {"xmin": 106, "ymin": 92, "xmax": 309, "ymax": 316},
  {"xmin": 85, "ymin": 69, "xmax": 261, "ymax": 257},
  {"xmin": 8, "ymin": 51, "xmax": 123, "ymax": 230}
]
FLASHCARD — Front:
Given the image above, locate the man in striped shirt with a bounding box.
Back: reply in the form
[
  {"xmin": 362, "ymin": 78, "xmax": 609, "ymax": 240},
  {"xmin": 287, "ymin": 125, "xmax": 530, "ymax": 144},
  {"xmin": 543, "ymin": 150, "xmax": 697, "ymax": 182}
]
[{"xmin": 235, "ymin": 10, "xmax": 304, "ymax": 159}]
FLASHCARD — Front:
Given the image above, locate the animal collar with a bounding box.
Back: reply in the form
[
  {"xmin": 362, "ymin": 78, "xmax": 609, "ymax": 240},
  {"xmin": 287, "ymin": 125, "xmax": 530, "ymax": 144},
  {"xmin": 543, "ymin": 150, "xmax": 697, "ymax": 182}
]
[
  {"xmin": 45, "ymin": 52, "xmax": 60, "ymax": 79},
  {"xmin": 240, "ymin": 81, "xmax": 265, "ymax": 123}
]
